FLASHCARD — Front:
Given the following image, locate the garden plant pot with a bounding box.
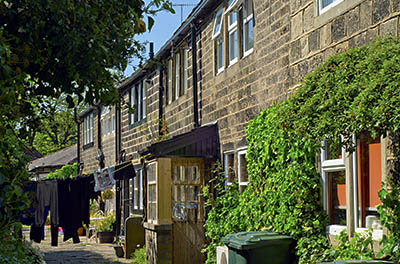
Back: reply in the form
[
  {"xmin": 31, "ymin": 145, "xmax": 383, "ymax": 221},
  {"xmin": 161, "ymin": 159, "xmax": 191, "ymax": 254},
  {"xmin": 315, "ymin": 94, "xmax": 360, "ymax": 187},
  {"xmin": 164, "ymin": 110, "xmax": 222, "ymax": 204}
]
[
  {"xmin": 77, "ymin": 227, "xmax": 86, "ymax": 236},
  {"xmin": 98, "ymin": 231, "xmax": 115, "ymax": 243},
  {"xmin": 113, "ymin": 245, "xmax": 124, "ymax": 258}
]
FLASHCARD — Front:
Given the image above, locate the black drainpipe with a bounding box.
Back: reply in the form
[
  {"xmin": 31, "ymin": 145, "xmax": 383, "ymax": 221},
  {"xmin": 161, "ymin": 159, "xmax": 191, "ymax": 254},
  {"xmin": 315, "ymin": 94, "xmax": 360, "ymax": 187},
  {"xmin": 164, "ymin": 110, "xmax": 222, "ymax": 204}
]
[
  {"xmin": 115, "ymin": 100, "xmax": 122, "ymax": 237},
  {"xmin": 191, "ymin": 22, "xmax": 199, "ymax": 128},
  {"xmin": 73, "ymin": 107, "xmax": 81, "ymax": 171},
  {"xmin": 158, "ymin": 66, "xmax": 164, "ymax": 135}
]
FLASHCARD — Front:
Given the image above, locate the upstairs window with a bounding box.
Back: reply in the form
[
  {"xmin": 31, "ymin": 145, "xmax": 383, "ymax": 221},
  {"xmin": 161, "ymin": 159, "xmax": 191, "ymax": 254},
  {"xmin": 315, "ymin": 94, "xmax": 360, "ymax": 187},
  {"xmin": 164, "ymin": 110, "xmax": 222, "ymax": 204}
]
[
  {"xmin": 319, "ymin": 0, "xmax": 343, "ymax": 14},
  {"xmin": 243, "ymin": 0, "xmax": 254, "ymax": 56},
  {"xmin": 212, "ymin": 0, "xmax": 254, "ymax": 75},
  {"xmin": 129, "ymin": 80, "xmax": 146, "ymax": 125},
  {"xmin": 101, "ymin": 106, "xmax": 114, "ymax": 136},
  {"xmin": 182, "ymin": 49, "xmax": 188, "ymax": 95},
  {"xmin": 166, "ymin": 46, "xmax": 189, "ymax": 105},
  {"xmin": 213, "ymin": 7, "xmax": 225, "ymax": 74},
  {"xmin": 228, "ymin": 11, "xmax": 238, "ymax": 65},
  {"xmin": 83, "ymin": 112, "xmax": 93, "ymax": 146}
]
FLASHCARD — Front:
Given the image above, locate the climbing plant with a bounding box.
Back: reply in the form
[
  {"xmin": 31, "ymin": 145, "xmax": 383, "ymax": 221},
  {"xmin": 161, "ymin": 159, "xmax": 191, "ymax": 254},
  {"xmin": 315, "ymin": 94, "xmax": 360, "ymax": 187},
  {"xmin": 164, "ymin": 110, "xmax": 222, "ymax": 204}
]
[{"xmin": 204, "ymin": 36, "xmax": 400, "ymax": 263}]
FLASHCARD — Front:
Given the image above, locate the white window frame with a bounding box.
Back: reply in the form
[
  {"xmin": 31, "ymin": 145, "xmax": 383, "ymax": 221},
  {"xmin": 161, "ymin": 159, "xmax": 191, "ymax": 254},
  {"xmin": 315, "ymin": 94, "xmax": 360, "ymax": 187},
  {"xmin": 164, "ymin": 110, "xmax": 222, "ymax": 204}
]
[
  {"xmin": 237, "ymin": 149, "xmax": 248, "ymax": 191},
  {"xmin": 242, "ymin": 0, "xmax": 254, "ymax": 57},
  {"xmin": 130, "ymin": 80, "xmax": 145, "ymax": 125},
  {"xmin": 319, "ymin": 0, "xmax": 343, "ymax": 15},
  {"xmin": 212, "ymin": 7, "xmax": 223, "ymax": 40},
  {"xmin": 175, "ymin": 53, "xmax": 179, "ymax": 101},
  {"xmin": 216, "ymin": 36, "xmax": 224, "ymax": 74},
  {"xmin": 83, "ymin": 112, "xmax": 93, "ymax": 145},
  {"xmin": 321, "ymin": 135, "xmax": 384, "ymax": 239},
  {"xmin": 134, "ymin": 169, "xmax": 144, "ymax": 210},
  {"xmin": 228, "ymin": 10, "xmax": 238, "ymax": 66},
  {"xmin": 224, "ymin": 151, "xmax": 235, "ymax": 186},
  {"xmin": 142, "ymin": 81, "xmax": 146, "ymax": 119},
  {"xmin": 168, "ymin": 59, "xmax": 173, "ymax": 104},
  {"xmin": 183, "ymin": 49, "xmax": 188, "ymax": 95}
]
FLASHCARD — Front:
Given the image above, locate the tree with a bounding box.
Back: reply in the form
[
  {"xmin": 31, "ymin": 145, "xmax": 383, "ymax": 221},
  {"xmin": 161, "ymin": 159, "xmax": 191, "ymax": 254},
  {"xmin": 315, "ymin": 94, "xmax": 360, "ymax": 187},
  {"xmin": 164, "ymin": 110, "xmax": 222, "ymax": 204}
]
[
  {"xmin": 0, "ymin": 0, "xmax": 173, "ymax": 238},
  {"xmin": 31, "ymin": 96, "xmax": 84, "ymax": 156}
]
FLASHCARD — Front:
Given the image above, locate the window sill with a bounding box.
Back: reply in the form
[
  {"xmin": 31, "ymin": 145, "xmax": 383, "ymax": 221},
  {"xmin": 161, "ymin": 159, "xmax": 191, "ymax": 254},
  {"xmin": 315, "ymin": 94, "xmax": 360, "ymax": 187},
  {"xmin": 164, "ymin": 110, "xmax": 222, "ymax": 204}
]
[
  {"xmin": 243, "ymin": 48, "xmax": 254, "ymax": 59},
  {"xmin": 216, "ymin": 68, "xmax": 224, "ymax": 76},
  {"xmin": 314, "ymin": 0, "xmax": 364, "ymax": 28},
  {"xmin": 326, "ymin": 225, "xmax": 384, "ymax": 240},
  {"xmin": 83, "ymin": 142, "xmax": 94, "ymax": 150},
  {"xmin": 128, "ymin": 118, "xmax": 147, "ymax": 130},
  {"xmin": 228, "ymin": 58, "xmax": 238, "ymax": 68}
]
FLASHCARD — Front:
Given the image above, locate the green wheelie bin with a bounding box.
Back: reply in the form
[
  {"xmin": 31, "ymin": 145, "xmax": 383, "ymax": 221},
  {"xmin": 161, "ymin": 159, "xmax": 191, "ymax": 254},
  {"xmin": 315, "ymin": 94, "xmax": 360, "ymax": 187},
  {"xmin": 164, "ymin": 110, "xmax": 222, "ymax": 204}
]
[{"xmin": 221, "ymin": 231, "xmax": 294, "ymax": 264}]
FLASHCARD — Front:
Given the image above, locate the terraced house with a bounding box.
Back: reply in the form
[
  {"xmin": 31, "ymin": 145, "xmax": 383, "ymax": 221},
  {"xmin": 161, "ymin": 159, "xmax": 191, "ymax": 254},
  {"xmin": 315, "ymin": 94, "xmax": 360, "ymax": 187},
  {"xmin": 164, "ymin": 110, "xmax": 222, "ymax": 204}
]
[{"xmin": 78, "ymin": 0, "xmax": 400, "ymax": 263}]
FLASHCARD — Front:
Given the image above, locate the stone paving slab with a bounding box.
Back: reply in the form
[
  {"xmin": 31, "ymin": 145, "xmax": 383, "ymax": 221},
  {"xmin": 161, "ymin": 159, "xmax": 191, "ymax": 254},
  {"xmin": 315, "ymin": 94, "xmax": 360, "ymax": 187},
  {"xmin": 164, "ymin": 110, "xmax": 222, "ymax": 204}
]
[{"xmin": 23, "ymin": 229, "xmax": 132, "ymax": 264}]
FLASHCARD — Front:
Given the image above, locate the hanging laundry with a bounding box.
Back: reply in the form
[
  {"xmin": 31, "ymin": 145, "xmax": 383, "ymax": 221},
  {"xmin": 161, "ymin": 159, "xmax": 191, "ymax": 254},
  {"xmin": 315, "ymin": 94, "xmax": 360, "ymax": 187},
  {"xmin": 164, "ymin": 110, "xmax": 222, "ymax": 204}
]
[
  {"xmin": 94, "ymin": 167, "xmax": 115, "ymax": 192},
  {"xmin": 35, "ymin": 180, "xmax": 58, "ymax": 226},
  {"xmin": 113, "ymin": 161, "xmax": 136, "ymax": 180},
  {"xmin": 58, "ymin": 174, "xmax": 100, "ymax": 243}
]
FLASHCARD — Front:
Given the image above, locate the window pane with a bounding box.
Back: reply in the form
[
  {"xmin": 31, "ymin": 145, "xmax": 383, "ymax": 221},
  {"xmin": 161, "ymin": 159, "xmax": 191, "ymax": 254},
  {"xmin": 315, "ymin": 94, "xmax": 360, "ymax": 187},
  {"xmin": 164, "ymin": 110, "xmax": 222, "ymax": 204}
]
[
  {"xmin": 239, "ymin": 153, "xmax": 248, "ymax": 182},
  {"xmin": 213, "ymin": 8, "xmax": 223, "ymax": 36},
  {"xmin": 147, "ymin": 163, "xmax": 156, "ymax": 182},
  {"xmin": 229, "ymin": 12, "xmax": 237, "ymax": 26},
  {"xmin": 217, "ymin": 37, "xmax": 224, "ymax": 71},
  {"xmin": 325, "ymin": 137, "xmax": 343, "ymax": 160},
  {"xmin": 244, "ymin": 19, "xmax": 254, "ymax": 52},
  {"xmin": 328, "ymin": 171, "xmax": 346, "ymax": 225},
  {"xmin": 229, "ymin": 31, "xmax": 238, "ymax": 62},
  {"xmin": 244, "ymin": 0, "xmax": 253, "ymax": 18},
  {"xmin": 142, "ymin": 82, "xmax": 146, "ymax": 119},
  {"xmin": 321, "ymin": 0, "xmax": 335, "ymax": 8},
  {"xmin": 175, "ymin": 54, "xmax": 179, "ymax": 100},
  {"xmin": 139, "ymin": 170, "xmax": 143, "ymax": 210},
  {"xmin": 183, "ymin": 50, "xmax": 188, "ymax": 94},
  {"xmin": 225, "ymin": 153, "xmax": 235, "ymax": 183}
]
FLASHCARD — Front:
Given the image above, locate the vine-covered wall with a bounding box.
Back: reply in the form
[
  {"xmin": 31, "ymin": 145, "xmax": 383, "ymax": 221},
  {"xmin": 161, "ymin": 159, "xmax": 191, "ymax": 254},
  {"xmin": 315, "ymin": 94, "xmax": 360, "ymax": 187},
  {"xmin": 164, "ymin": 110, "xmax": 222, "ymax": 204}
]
[{"xmin": 204, "ymin": 37, "xmax": 400, "ymax": 263}]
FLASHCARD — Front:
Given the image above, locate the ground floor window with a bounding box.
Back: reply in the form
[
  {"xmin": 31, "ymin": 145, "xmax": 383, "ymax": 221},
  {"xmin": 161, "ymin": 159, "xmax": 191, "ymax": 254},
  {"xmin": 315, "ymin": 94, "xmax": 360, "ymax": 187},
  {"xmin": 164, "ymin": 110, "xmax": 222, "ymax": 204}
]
[{"xmin": 321, "ymin": 133, "xmax": 383, "ymax": 231}]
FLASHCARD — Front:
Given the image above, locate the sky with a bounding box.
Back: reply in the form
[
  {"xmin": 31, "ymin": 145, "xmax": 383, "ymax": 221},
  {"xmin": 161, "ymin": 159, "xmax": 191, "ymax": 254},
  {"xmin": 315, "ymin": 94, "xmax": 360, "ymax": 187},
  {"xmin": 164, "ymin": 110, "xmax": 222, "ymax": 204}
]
[{"xmin": 124, "ymin": 0, "xmax": 200, "ymax": 77}]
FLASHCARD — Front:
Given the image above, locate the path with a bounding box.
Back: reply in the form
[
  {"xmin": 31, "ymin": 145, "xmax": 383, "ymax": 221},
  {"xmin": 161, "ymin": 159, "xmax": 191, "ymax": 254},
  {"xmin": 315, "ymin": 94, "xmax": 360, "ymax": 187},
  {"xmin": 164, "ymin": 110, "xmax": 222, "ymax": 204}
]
[{"xmin": 23, "ymin": 228, "xmax": 132, "ymax": 264}]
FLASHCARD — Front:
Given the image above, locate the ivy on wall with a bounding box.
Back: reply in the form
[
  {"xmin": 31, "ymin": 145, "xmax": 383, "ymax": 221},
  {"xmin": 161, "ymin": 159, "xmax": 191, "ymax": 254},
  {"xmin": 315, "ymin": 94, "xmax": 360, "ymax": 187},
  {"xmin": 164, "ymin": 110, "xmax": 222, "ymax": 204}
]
[{"xmin": 204, "ymin": 37, "xmax": 400, "ymax": 263}]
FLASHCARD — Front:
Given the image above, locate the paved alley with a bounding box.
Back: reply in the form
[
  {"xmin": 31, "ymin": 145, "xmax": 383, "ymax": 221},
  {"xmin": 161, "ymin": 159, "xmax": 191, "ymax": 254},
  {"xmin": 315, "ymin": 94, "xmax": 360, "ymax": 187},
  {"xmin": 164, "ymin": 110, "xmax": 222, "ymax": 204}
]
[{"xmin": 23, "ymin": 229, "xmax": 132, "ymax": 264}]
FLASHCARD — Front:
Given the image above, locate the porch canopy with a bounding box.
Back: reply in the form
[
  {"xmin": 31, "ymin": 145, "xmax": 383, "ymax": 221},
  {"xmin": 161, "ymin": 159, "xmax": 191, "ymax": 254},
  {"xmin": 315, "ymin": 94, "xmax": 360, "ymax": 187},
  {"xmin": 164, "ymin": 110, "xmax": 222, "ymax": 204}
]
[{"xmin": 140, "ymin": 122, "xmax": 220, "ymax": 159}]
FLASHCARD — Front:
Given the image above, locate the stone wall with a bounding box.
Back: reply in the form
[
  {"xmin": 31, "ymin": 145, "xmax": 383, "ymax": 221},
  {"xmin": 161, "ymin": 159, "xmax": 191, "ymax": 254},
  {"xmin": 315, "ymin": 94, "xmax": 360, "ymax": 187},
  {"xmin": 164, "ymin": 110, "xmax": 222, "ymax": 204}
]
[
  {"xmin": 121, "ymin": 72, "xmax": 160, "ymax": 160},
  {"xmin": 288, "ymin": 0, "xmax": 400, "ymax": 92},
  {"xmin": 145, "ymin": 224, "xmax": 173, "ymax": 264},
  {"xmin": 80, "ymin": 110, "xmax": 99, "ymax": 174}
]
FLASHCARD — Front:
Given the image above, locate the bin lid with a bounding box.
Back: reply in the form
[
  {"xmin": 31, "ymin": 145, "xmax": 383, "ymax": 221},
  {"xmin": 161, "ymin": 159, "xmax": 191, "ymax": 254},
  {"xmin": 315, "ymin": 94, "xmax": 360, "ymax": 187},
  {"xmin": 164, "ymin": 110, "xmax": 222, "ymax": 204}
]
[
  {"xmin": 221, "ymin": 231, "xmax": 293, "ymax": 250},
  {"xmin": 334, "ymin": 261, "xmax": 394, "ymax": 264}
]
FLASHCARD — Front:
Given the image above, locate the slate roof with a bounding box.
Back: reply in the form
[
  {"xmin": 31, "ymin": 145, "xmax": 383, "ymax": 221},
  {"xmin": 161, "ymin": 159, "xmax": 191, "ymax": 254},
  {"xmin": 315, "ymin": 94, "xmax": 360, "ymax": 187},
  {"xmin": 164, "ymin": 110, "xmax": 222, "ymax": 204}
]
[{"xmin": 28, "ymin": 144, "xmax": 77, "ymax": 172}]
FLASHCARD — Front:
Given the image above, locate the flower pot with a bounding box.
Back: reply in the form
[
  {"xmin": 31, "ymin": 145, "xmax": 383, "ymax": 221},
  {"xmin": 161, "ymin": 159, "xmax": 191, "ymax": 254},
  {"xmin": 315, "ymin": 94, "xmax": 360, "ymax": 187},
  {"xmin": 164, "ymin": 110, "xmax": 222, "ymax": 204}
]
[
  {"xmin": 77, "ymin": 227, "xmax": 86, "ymax": 236},
  {"xmin": 98, "ymin": 231, "xmax": 115, "ymax": 243},
  {"xmin": 113, "ymin": 245, "xmax": 124, "ymax": 258}
]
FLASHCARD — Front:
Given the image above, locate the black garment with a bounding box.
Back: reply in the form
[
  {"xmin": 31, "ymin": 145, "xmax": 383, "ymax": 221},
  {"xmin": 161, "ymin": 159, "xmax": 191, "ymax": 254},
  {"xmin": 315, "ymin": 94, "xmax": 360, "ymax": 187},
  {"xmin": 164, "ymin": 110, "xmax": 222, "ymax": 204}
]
[
  {"xmin": 51, "ymin": 225, "xmax": 58, "ymax": 246},
  {"xmin": 58, "ymin": 175, "xmax": 100, "ymax": 243},
  {"xmin": 114, "ymin": 162, "xmax": 135, "ymax": 180}
]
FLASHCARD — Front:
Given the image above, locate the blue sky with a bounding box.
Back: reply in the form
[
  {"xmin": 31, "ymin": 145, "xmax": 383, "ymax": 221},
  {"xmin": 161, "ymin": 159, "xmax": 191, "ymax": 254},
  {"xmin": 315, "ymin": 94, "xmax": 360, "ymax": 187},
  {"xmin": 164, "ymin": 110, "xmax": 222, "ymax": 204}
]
[{"xmin": 124, "ymin": 1, "xmax": 200, "ymax": 76}]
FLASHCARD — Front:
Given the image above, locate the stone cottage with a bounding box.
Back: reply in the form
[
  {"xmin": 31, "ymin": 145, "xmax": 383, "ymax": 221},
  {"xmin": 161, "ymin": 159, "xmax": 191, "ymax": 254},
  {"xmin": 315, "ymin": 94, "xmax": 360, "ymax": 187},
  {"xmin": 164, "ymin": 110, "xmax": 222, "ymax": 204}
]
[{"xmin": 78, "ymin": 0, "xmax": 400, "ymax": 262}]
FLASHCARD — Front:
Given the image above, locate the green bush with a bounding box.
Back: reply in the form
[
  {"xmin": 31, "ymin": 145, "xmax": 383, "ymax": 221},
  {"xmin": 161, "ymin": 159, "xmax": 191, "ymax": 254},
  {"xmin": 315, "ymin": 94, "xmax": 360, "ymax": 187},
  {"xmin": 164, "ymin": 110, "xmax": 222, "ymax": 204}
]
[
  {"xmin": 96, "ymin": 213, "xmax": 115, "ymax": 233},
  {"xmin": 131, "ymin": 248, "xmax": 147, "ymax": 264},
  {"xmin": 46, "ymin": 163, "xmax": 78, "ymax": 180},
  {"xmin": 0, "ymin": 235, "xmax": 44, "ymax": 264}
]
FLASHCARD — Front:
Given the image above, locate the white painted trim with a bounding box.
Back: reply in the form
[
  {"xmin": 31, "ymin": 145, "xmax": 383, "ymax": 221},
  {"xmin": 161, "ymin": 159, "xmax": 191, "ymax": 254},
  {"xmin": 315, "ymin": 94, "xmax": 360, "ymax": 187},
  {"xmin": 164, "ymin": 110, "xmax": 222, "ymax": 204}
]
[{"xmin": 319, "ymin": 0, "xmax": 343, "ymax": 15}]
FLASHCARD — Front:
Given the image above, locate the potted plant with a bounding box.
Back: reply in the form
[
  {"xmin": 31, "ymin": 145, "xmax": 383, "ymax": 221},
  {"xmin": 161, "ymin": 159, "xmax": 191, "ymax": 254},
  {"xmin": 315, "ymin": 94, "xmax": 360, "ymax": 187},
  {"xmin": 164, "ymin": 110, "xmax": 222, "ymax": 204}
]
[
  {"xmin": 113, "ymin": 236, "xmax": 125, "ymax": 258},
  {"xmin": 96, "ymin": 213, "xmax": 115, "ymax": 243}
]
